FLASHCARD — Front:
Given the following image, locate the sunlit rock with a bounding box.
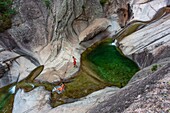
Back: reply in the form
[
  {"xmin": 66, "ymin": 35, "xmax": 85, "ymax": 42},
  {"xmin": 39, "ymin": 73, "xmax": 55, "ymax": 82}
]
[
  {"xmin": 119, "ymin": 14, "xmax": 170, "ymax": 67},
  {"xmin": 48, "ymin": 87, "xmax": 119, "ymax": 113},
  {"xmin": 13, "ymin": 87, "xmax": 51, "ymax": 113},
  {"xmin": 79, "ymin": 18, "xmax": 111, "ymax": 43},
  {"xmin": 130, "ymin": 0, "xmax": 168, "ymax": 21}
]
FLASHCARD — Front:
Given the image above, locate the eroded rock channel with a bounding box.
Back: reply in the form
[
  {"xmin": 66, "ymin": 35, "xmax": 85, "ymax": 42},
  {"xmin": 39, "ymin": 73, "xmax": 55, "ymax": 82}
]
[{"xmin": 0, "ymin": 37, "xmax": 139, "ymax": 113}]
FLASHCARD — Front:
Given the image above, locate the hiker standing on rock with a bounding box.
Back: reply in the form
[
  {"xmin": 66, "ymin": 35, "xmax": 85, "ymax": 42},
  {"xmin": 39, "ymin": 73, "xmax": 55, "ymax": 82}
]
[{"xmin": 72, "ymin": 56, "xmax": 77, "ymax": 68}]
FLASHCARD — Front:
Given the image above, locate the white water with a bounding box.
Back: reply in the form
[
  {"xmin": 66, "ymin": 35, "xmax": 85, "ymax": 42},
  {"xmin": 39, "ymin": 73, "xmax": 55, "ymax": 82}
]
[
  {"xmin": 29, "ymin": 83, "xmax": 35, "ymax": 88},
  {"xmin": 109, "ymin": 39, "xmax": 118, "ymax": 46},
  {"xmin": 9, "ymin": 86, "xmax": 16, "ymax": 94}
]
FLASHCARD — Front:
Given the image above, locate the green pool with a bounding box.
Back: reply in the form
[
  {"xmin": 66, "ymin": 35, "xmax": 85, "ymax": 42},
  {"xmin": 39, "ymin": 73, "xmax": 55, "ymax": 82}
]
[{"xmin": 87, "ymin": 39, "xmax": 139, "ymax": 87}]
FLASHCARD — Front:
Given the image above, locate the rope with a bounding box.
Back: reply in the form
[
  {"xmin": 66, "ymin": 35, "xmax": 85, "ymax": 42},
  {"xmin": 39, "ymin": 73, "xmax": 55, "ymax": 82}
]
[
  {"xmin": 61, "ymin": 37, "xmax": 75, "ymax": 79},
  {"xmin": 63, "ymin": 48, "xmax": 73, "ymax": 78}
]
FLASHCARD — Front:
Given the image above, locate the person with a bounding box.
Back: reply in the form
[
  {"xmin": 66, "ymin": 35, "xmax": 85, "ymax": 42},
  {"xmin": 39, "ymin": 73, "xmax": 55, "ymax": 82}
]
[
  {"xmin": 57, "ymin": 83, "xmax": 65, "ymax": 92},
  {"xmin": 72, "ymin": 56, "xmax": 77, "ymax": 68},
  {"xmin": 52, "ymin": 83, "xmax": 65, "ymax": 94}
]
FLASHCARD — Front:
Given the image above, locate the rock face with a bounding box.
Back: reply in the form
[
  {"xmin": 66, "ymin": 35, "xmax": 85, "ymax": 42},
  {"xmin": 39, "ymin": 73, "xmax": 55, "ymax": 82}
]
[
  {"xmin": 124, "ymin": 71, "xmax": 170, "ymax": 113},
  {"xmin": 0, "ymin": 0, "xmax": 105, "ymax": 86},
  {"xmin": 90, "ymin": 63, "xmax": 170, "ymax": 113},
  {"xmin": 104, "ymin": 0, "xmax": 131, "ymax": 27},
  {"xmin": 79, "ymin": 18, "xmax": 111, "ymax": 43},
  {"xmin": 0, "ymin": 51, "xmax": 36, "ymax": 87},
  {"xmin": 123, "ymin": 63, "xmax": 170, "ymax": 113},
  {"xmin": 119, "ymin": 14, "xmax": 170, "ymax": 67},
  {"xmin": 120, "ymin": 0, "xmax": 170, "ymax": 68},
  {"xmin": 0, "ymin": 0, "xmax": 133, "ymax": 87},
  {"xmin": 0, "ymin": 0, "xmax": 128, "ymax": 86},
  {"xmin": 130, "ymin": 0, "xmax": 168, "ymax": 21},
  {"xmin": 0, "ymin": 0, "xmax": 127, "ymax": 112}
]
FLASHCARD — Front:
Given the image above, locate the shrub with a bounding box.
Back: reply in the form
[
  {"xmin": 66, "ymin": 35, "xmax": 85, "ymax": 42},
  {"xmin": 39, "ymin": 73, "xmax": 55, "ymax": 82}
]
[
  {"xmin": 151, "ymin": 65, "xmax": 158, "ymax": 72},
  {"xmin": 100, "ymin": 0, "xmax": 108, "ymax": 6},
  {"xmin": 82, "ymin": 5, "xmax": 85, "ymax": 10},
  {"xmin": 0, "ymin": 0, "xmax": 15, "ymax": 32},
  {"xmin": 42, "ymin": 0, "xmax": 50, "ymax": 8}
]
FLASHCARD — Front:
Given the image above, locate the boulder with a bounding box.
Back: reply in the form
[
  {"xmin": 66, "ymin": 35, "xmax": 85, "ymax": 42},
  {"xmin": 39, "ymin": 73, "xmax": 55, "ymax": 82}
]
[{"xmin": 79, "ymin": 18, "xmax": 111, "ymax": 43}]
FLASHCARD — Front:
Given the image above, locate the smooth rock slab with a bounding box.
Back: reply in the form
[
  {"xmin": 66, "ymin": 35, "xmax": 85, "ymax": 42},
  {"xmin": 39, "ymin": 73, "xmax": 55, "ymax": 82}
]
[
  {"xmin": 49, "ymin": 87, "xmax": 119, "ymax": 113},
  {"xmin": 131, "ymin": 0, "xmax": 167, "ymax": 21},
  {"xmin": 13, "ymin": 87, "xmax": 51, "ymax": 113},
  {"xmin": 79, "ymin": 18, "xmax": 111, "ymax": 43},
  {"xmin": 13, "ymin": 86, "xmax": 119, "ymax": 113},
  {"xmin": 120, "ymin": 14, "xmax": 170, "ymax": 56},
  {"xmin": 0, "ymin": 51, "xmax": 36, "ymax": 88},
  {"xmin": 89, "ymin": 63, "xmax": 170, "ymax": 113},
  {"xmin": 123, "ymin": 70, "xmax": 170, "ymax": 113}
]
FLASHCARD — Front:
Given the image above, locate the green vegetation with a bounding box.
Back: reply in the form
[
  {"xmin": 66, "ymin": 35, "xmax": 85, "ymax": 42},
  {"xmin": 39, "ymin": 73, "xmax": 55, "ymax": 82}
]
[
  {"xmin": 0, "ymin": 0, "xmax": 15, "ymax": 32},
  {"xmin": 51, "ymin": 70, "xmax": 111, "ymax": 107},
  {"xmin": 87, "ymin": 39, "xmax": 139, "ymax": 87},
  {"xmin": 42, "ymin": 0, "xmax": 50, "ymax": 8},
  {"xmin": 0, "ymin": 63, "xmax": 111, "ymax": 110},
  {"xmin": 82, "ymin": 5, "xmax": 85, "ymax": 10},
  {"xmin": 168, "ymin": 81, "xmax": 170, "ymax": 85},
  {"xmin": 100, "ymin": 0, "xmax": 108, "ymax": 6},
  {"xmin": 0, "ymin": 66, "xmax": 44, "ymax": 113},
  {"xmin": 116, "ymin": 23, "xmax": 145, "ymax": 41},
  {"xmin": 151, "ymin": 65, "xmax": 158, "ymax": 72},
  {"xmin": 0, "ymin": 84, "xmax": 15, "ymax": 113}
]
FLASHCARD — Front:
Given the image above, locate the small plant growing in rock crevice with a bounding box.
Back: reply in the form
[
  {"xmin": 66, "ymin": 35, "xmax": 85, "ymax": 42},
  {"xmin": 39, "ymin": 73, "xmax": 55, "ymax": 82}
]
[
  {"xmin": 82, "ymin": 5, "xmax": 85, "ymax": 10},
  {"xmin": 42, "ymin": 0, "xmax": 51, "ymax": 8},
  {"xmin": 151, "ymin": 65, "xmax": 158, "ymax": 72},
  {"xmin": 100, "ymin": 0, "xmax": 108, "ymax": 6},
  {"xmin": 0, "ymin": 0, "xmax": 16, "ymax": 32}
]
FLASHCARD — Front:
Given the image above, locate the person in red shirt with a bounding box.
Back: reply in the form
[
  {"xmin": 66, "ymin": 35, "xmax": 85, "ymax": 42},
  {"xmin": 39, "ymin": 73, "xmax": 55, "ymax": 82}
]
[
  {"xmin": 72, "ymin": 56, "xmax": 77, "ymax": 68},
  {"xmin": 57, "ymin": 83, "xmax": 65, "ymax": 92}
]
